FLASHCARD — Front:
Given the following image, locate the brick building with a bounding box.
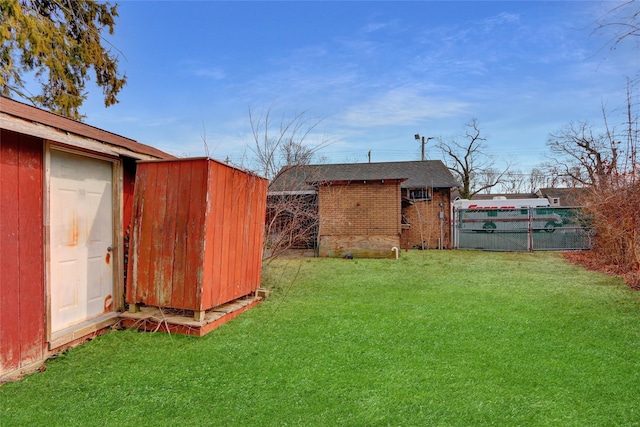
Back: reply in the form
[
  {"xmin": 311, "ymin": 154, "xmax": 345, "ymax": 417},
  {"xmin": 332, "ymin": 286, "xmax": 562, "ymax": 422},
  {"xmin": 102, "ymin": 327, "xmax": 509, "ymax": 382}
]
[{"xmin": 269, "ymin": 161, "xmax": 459, "ymax": 257}]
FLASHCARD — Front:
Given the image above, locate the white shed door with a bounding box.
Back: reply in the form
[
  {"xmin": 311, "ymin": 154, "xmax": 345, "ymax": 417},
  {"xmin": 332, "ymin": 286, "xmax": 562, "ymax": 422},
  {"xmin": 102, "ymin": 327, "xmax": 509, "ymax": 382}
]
[{"xmin": 50, "ymin": 150, "xmax": 114, "ymax": 333}]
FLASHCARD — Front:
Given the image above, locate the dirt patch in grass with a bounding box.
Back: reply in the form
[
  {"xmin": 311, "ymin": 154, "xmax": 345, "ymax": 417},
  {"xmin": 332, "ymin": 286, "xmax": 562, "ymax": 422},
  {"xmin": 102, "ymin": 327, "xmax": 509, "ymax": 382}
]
[{"xmin": 563, "ymin": 251, "xmax": 640, "ymax": 290}]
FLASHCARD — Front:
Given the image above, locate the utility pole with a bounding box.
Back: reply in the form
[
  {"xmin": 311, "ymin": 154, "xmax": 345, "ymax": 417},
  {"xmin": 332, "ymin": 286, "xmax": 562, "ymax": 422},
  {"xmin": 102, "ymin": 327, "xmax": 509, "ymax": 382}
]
[
  {"xmin": 414, "ymin": 134, "xmax": 434, "ymax": 161},
  {"xmin": 368, "ymin": 150, "xmax": 371, "ymax": 163}
]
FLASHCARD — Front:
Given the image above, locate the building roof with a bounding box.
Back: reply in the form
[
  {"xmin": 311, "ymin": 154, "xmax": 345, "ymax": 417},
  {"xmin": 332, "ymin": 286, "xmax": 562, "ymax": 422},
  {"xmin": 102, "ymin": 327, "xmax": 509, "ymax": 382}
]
[
  {"xmin": 468, "ymin": 188, "xmax": 588, "ymax": 207},
  {"xmin": 471, "ymin": 192, "xmax": 538, "ymax": 200},
  {"xmin": 1, "ymin": 96, "xmax": 174, "ymax": 160},
  {"xmin": 536, "ymin": 187, "xmax": 589, "ymax": 207},
  {"xmin": 269, "ymin": 160, "xmax": 459, "ymax": 193}
]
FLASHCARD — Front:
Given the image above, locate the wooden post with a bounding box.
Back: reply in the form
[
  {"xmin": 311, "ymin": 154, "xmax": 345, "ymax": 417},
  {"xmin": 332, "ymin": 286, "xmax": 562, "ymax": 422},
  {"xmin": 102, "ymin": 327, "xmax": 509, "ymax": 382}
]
[{"xmin": 194, "ymin": 310, "xmax": 206, "ymax": 323}]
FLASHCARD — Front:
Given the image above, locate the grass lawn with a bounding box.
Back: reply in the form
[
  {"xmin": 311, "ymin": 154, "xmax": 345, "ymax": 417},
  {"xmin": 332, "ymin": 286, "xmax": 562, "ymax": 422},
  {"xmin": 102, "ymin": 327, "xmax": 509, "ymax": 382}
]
[{"xmin": 2, "ymin": 251, "xmax": 640, "ymax": 426}]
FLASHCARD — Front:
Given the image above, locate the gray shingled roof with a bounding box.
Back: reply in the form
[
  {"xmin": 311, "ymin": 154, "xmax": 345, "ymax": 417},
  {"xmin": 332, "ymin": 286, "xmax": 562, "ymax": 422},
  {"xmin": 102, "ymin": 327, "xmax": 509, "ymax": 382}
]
[
  {"xmin": 269, "ymin": 160, "xmax": 459, "ymax": 193},
  {"xmin": 538, "ymin": 187, "xmax": 589, "ymax": 207}
]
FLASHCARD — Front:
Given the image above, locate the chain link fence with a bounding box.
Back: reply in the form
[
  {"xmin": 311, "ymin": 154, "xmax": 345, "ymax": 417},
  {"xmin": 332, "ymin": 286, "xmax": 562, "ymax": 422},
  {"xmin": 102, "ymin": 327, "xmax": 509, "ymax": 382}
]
[{"xmin": 453, "ymin": 207, "xmax": 592, "ymax": 251}]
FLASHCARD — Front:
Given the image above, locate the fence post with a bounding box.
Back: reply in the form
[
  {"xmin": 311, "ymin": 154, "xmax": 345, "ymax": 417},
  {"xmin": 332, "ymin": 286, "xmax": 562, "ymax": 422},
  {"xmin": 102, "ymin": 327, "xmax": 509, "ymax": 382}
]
[{"xmin": 528, "ymin": 208, "xmax": 533, "ymax": 252}]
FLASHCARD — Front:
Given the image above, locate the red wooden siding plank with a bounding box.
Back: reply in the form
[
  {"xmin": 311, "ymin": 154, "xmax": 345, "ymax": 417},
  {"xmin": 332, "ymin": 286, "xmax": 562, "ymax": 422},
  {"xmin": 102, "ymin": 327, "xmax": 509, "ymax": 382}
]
[
  {"xmin": 219, "ymin": 166, "xmax": 234, "ymax": 306},
  {"xmin": 221, "ymin": 169, "xmax": 241, "ymax": 298},
  {"xmin": 170, "ymin": 160, "xmax": 194, "ymax": 309},
  {"xmin": 162, "ymin": 162, "xmax": 184, "ymax": 306},
  {"xmin": 238, "ymin": 173, "xmax": 254, "ymax": 295},
  {"xmin": 146, "ymin": 163, "xmax": 169, "ymax": 307},
  {"xmin": 209, "ymin": 162, "xmax": 228, "ymax": 306},
  {"xmin": 201, "ymin": 162, "xmax": 217, "ymax": 309},
  {"xmin": 183, "ymin": 160, "xmax": 207, "ymax": 311},
  {"xmin": 234, "ymin": 172, "xmax": 248, "ymax": 293},
  {"xmin": 148, "ymin": 163, "xmax": 171, "ymax": 307},
  {"xmin": 243, "ymin": 175, "xmax": 257, "ymax": 292},
  {"xmin": 0, "ymin": 132, "xmax": 22, "ymax": 373},
  {"xmin": 126, "ymin": 163, "xmax": 144, "ymax": 303},
  {"xmin": 228, "ymin": 170, "xmax": 242, "ymax": 298},
  {"xmin": 132, "ymin": 163, "xmax": 157, "ymax": 304},
  {"xmin": 17, "ymin": 134, "xmax": 44, "ymax": 366}
]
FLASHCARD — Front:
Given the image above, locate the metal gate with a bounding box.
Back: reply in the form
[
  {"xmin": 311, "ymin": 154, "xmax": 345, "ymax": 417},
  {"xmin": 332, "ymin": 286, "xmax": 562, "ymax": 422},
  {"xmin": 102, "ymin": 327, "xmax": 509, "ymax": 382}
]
[{"xmin": 453, "ymin": 207, "xmax": 591, "ymax": 251}]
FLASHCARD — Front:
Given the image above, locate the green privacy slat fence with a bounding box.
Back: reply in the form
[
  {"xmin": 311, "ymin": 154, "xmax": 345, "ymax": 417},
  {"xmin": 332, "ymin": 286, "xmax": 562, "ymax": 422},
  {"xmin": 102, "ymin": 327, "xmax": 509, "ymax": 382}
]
[{"xmin": 453, "ymin": 207, "xmax": 592, "ymax": 251}]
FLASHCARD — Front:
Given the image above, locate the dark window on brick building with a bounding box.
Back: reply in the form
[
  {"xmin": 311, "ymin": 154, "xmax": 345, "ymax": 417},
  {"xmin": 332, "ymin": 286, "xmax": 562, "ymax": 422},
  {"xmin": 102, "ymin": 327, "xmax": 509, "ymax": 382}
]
[{"xmin": 408, "ymin": 188, "xmax": 431, "ymax": 201}]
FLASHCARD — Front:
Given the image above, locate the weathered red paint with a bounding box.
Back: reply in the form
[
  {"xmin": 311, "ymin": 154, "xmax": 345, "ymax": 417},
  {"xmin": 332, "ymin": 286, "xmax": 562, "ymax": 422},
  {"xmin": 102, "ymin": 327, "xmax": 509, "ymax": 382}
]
[
  {"xmin": 127, "ymin": 158, "xmax": 267, "ymax": 312},
  {"xmin": 103, "ymin": 295, "xmax": 113, "ymax": 313},
  {"xmin": 1, "ymin": 97, "xmax": 173, "ymax": 382},
  {"xmin": 0, "ymin": 130, "xmax": 45, "ymax": 378}
]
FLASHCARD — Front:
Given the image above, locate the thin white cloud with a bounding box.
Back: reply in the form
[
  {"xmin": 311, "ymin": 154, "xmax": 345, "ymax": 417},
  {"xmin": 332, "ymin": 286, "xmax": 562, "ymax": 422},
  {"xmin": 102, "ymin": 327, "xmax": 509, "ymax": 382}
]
[
  {"xmin": 142, "ymin": 116, "xmax": 181, "ymax": 127},
  {"xmin": 192, "ymin": 67, "xmax": 226, "ymax": 80},
  {"xmin": 480, "ymin": 12, "xmax": 521, "ymax": 31},
  {"xmin": 180, "ymin": 60, "xmax": 227, "ymax": 80},
  {"xmin": 362, "ymin": 20, "xmax": 396, "ymax": 34},
  {"xmin": 341, "ymin": 87, "xmax": 471, "ymax": 128}
]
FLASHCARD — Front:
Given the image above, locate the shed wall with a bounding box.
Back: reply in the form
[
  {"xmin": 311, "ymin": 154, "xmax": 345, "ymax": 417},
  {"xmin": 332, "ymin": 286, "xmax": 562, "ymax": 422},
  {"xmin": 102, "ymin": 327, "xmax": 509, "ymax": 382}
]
[
  {"xmin": 204, "ymin": 164, "xmax": 267, "ymax": 307},
  {"xmin": 1, "ymin": 103, "xmax": 170, "ymax": 381},
  {"xmin": 0, "ymin": 130, "xmax": 45, "ymax": 378},
  {"xmin": 128, "ymin": 159, "xmax": 208, "ymax": 309},
  {"xmin": 127, "ymin": 159, "xmax": 267, "ymax": 312},
  {"xmin": 318, "ymin": 182, "xmax": 401, "ymax": 257}
]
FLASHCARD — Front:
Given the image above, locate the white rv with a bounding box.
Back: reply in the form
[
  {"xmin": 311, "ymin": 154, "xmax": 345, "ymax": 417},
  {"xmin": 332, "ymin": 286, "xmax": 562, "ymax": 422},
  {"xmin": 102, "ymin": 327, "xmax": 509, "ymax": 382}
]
[{"xmin": 453, "ymin": 197, "xmax": 562, "ymax": 233}]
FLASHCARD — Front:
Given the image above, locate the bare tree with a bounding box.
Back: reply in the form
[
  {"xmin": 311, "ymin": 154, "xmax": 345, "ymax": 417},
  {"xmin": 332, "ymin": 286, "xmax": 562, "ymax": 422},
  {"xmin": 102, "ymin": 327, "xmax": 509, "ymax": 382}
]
[
  {"xmin": 545, "ymin": 120, "xmax": 620, "ymax": 190},
  {"xmin": 528, "ymin": 167, "xmax": 553, "ymax": 191},
  {"xmin": 248, "ymin": 106, "xmax": 333, "ymax": 181},
  {"xmin": 247, "ymin": 107, "xmax": 336, "ymax": 260},
  {"xmin": 438, "ymin": 119, "xmax": 509, "ymax": 199},
  {"xmin": 494, "ymin": 167, "xmax": 567, "ymax": 194},
  {"xmin": 593, "ymin": 0, "xmax": 640, "ymax": 50},
  {"xmin": 476, "ymin": 168, "xmax": 504, "ymax": 194},
  {"xmin": 500, "ymin": 170, "xmax": 528, "ymax": 194}
]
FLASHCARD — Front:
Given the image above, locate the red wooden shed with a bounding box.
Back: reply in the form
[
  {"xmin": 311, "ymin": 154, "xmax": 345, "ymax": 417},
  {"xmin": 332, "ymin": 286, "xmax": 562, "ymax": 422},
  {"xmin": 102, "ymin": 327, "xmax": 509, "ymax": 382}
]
[
  {"xmin": 1, "ymin": 97, "xmax": 173, "ymax": 382},
  {"xmin": 124, "ymin": 158, "xmax": 268, "ymax": 334}
]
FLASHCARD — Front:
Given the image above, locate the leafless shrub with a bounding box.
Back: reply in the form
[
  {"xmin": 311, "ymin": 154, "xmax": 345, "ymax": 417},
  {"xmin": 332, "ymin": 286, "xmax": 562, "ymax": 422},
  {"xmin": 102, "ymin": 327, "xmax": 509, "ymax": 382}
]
[
  {"xmin": 242, "ymin": 107, "xmax": 338, "ymax": 261},
  {"xmin": 553, "ymin": 80, "xmax": 639, "ymax": 287},
  {"xmin": 264, "ymin": 192, "xmax": 318, "ymax": 261}
]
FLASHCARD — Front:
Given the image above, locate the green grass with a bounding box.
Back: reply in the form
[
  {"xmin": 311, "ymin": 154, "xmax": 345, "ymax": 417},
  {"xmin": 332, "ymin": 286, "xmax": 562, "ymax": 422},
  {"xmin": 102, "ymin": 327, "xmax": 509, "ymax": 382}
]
[{"xmin": 2, "ymin": 251, "xmax": 640, "ymax": 426}]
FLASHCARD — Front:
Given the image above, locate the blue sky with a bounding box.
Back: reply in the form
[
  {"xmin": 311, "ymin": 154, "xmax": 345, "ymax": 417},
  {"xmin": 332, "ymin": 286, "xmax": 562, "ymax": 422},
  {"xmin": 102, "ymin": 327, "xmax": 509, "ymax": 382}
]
[{"xmin": 79, "ymin": 1, "xmax": 639, "ymax": 173}]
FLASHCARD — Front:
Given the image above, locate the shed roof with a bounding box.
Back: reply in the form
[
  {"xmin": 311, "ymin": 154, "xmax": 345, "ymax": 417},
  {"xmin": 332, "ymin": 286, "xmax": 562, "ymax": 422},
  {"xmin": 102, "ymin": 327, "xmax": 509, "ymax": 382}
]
[
  {"xmin": 0, "ymin": 96, "xmax": 173, "ymax": 160},
  {"xmin": 269, "ymin": 160, "xmax": 459, "ymax": 193}
]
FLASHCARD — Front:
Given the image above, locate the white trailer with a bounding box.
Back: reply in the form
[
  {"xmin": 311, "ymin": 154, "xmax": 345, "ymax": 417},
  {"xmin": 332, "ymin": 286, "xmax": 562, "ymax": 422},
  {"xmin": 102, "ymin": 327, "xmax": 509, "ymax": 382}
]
[
  {"xmin": 453, "ymin": 198, "xmax": 551, "ymax": 211},
  {"xmin": 452, "ymin": 197, "xmax": 562, "ymax": 239}
]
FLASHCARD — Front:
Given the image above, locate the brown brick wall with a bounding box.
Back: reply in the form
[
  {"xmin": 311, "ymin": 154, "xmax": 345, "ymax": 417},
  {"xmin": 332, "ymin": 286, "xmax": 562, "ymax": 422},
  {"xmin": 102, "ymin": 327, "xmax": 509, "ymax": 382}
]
[
  {"xmin": 318, "ymin": 182, "xmax": 401, "ymax": 257},
  {"xmin": 401, "ymin": 188, "xmax": 451, "ymax": 249}
]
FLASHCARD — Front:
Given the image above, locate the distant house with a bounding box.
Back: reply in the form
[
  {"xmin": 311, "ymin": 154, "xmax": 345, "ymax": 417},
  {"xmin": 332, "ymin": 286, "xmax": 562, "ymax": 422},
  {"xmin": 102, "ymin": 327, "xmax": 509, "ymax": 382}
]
[
  {"xmin": 470, "ymin": 188, "xmax": 588, "ymax": 207},
  {"xmin": 1, "ymin": 97, "xmax": 173, "ymax": 381},
  {"xmin": 269, "ymin": 161, "xmax": 459, "ymax": 257},
  {"xmin": 535, "ymin": 187, "xmax": 589, "ymax": 207}
]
